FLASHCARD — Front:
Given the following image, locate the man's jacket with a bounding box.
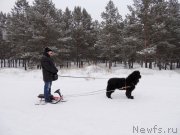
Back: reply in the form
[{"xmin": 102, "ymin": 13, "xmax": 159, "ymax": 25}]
[{"xmin": 41, "ymin": 52, "xmax": 58, "ymax": 82}]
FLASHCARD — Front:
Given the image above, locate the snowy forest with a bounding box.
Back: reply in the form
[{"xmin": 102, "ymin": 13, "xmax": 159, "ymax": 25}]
[{"xmin": 0, "ymin": 0, "xmax": 180, "ymax": 70}]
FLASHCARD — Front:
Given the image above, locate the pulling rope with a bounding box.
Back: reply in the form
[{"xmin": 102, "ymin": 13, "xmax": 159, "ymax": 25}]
[
  {"xmin": 58, "ymin": 76, "xmax": 131, "ymax": 98},
  {"xmin": 63, "ymin": 88, "xmax": 130, "ymax": 98},
  {"xmin": 58, "ymin": 75, "xmax": 108, "ymax": 79},
  {"xmin": 58, "ymin": 75, "xmax": 108, "ymax": 98},
  {"xmin": 64, "ymin": 88, "xmax": 106, "ymax": 98}
]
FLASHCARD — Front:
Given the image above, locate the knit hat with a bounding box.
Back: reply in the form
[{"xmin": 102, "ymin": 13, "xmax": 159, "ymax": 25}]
[{"xmin": 44, "ymin": 47, "xmax": 53, "ymax": 53}]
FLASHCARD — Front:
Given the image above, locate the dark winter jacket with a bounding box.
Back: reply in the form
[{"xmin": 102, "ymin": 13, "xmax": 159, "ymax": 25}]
[{"xmin": 41, "ymin": 52, "xmax": 58, "ymax": 82}]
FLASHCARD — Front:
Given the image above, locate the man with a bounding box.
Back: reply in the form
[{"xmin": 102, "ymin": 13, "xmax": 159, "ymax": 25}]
[{"xmin": 41, "ymin": 47, "xmax": 58, "ymax": 102}]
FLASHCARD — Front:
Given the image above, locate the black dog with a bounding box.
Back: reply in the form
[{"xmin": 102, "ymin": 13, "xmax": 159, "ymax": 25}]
[{"xmin": 106, "ymin": 70, "xmax": 141, "ymax": 99}]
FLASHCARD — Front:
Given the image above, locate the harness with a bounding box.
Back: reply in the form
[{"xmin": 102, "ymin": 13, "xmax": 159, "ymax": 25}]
[{"xmin": 118, "ymin": 79, "xmax": 134, "ymax": 90}]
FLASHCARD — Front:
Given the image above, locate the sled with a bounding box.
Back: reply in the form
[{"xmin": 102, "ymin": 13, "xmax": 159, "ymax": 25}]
[{"xmin": 36, "ymin": 89, "xmax": 66, "ymax": 105}]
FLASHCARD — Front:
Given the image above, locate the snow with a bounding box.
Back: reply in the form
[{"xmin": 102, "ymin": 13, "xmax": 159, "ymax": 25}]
[
  {"xmin": 0, "ymin": 66, "xmax": 180, "ymax": 135},
  {"xmin": 137, "ymin": 47, "xmax": 156, "ymax": 55}
]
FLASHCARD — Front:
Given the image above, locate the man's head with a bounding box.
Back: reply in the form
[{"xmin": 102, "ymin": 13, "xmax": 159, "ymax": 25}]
[{"xmin": 44, "ymin": 47, "xmax": 53, "ymax": 56}]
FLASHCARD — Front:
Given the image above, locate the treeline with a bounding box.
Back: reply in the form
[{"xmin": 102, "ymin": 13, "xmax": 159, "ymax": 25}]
[{"xmin": 0, "ymin": 0, "xmax": 180, "ymax": 70}]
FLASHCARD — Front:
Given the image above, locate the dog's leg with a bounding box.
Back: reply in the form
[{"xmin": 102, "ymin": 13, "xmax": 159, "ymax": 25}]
[
  {"xmin": 106, "ymin": 91, "xmax": 113, "ymax": 99},
  {"xmin": 126, "ymin": 91, "xmax": 134, "ymax": 99},
  {"xmin": 106, "ymin": 84, "xmax": 114, "ymax": 99},
  {"xmin": 106, "ymin": 89, "xmax": 115, "ymax": 99},
  {"xmin": 125, "ymin": 87, "xmax": 134, "ymax": 99}
]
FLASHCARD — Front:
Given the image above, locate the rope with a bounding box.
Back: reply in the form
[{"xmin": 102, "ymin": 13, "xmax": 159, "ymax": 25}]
[
  {"xmin": 59, "ymin": 77, "xmax": 131, "ymax": 98},
  {"xmin": 63, "ymin": 89, "xmax": 125, "ymax": 98},
  {"xmin": 64, "ymin": 89, "xmax": 106, "ymax": 98},
  {"xmin": 58, "ymin": 75, "xmax": 108, "ymax": 98},
  {"xmin": 58, "ymin": 75, "xmax": 108, "ymax": 79},
  {"xmin": 64, "ymin": 91, "xmax": 104, "ymax": 98}
]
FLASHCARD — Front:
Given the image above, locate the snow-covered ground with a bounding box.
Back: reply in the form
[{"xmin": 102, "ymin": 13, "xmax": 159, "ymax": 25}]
[{"xmin": 0, "ymin": 66, "xmax": 180, "ymax": 135}]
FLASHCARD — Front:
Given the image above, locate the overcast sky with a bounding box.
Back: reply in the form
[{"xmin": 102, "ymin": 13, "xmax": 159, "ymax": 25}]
[{"xmin": 0, "ymin": 0, "xmax": 133, "ymax": 21}]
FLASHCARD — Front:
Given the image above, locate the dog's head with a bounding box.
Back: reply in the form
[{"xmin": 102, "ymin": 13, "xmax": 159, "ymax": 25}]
[{"xmin": 126, "ymin": 70, "xmax": 141, "ymax": 85}]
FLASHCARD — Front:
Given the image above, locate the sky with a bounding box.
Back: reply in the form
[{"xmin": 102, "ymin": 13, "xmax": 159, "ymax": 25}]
[{"xmin": 0, "ymin": 0, "xmax": 133, "ymax": 21}]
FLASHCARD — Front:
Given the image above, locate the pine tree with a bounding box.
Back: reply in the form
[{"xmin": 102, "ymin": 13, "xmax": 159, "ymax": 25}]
[
  {"xmin": 0, "ymin": 12, "xmax": 8, "ymax": 60},
  {"xmin": 30, "ymin": 0, "xmax": 60, "ymax": 45},
  {"xmin": 28, "ymin": 0, "xmax": 62, "ymax": 66},
  {"xmin": 123, "ymin": 6, "xmax": 144, "ymax": 68},
  {"xmin": 0, "ymin": 12, "xmax": 7, "ymax": 40},
  {"xmin": 71, "ymin": 6, "xmax": 93, "ymax": 67},
  {"xmin": 88, "ymin": 20, "xmax": 100, "ymax": 64},
  {"xmin": 150, "ymin": 0, "xmax": 170, "ymax": 69},
  {"xmin": 58, "ymin": 8, "xmax": 73, "ymax": 63},
  {"xmin": 81, "ymin": 8, "xmax": 95, "ymax": 62},
  {"xmin": 98, "ymin": 0, "xmax": 123, "ymax": 69},
  {"xmin": 166, "ymin": 0, "xmax": 180, "ymax": 69},
  {"xmin": 71, "ymin": 6, "xmax": 84, "ymax": 67},
  {"xmin": 6, "ymin": 0, "xmax": 31, "ymax": 69},
  {"xmin": 126, "ymin": 0, "xmax": 162, "ymax": 68},
  {"xmin": 126, "ymin": 0, "xmax": 180, "ymax": 69}
]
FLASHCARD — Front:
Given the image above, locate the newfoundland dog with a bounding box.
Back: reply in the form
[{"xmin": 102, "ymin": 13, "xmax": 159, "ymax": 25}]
[{"xmin": 106, "ymin": 70, "xmax": 141, "ymax": 99}]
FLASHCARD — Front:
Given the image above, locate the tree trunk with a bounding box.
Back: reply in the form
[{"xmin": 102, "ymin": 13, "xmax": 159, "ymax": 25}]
[
  {"xmin": 15, "ymin": 60, "xmax": 17, "ymax": 68},
  {"xmin": 131, "ymin": 61, "xmax": 134, "ymax": 68},
  {"xmin": 80, "ymin": 61, "xmax": 83, "ymax": 68},
  {"xmin": 145, "ymin": 60, "xmax": 148, "ymax": 68},
  {"xmin": 109, "ymin": 60, "xmax": 112, "ymax": 69},
  {"xmin": 165, "ymin": 63, "xmax": 167, "ymax": 70},
  {"xmin": 149, "ymin": 61, "xmax": 152, "ymax": 69},
  {"xmin": 176, "ymin": 61, "xmax": 180, "ymax": 68},
  {"xmin": 141, "ymin": 61, "xmax": 143, "ymax": 68},
  {"xmin": 114, "ymin": 61, "xmax": 117, "ymax": 67},
  {"xmin": 158, "ymin": 61, "xmax": 161, "ymax": 70},
  {"xmin": 8, "ymin": 60, "xmax": 10, "ymax": 68},
  {"xmin": 170, "ymin": 61, "xmax": 173, "ymax": 70},
  {"xmin": 24, "ymin": 59, "xmax": 27, "ymax": 70},
  {"xmin": 12, "ymin": 60, "xmax": 14, "ymax": 67},
  {"xmin": 19, "ymin": 59, "xmax": 21, "ymax": 67},
  {"xmin": 4, "ymin": 59, "xmax": 6, "ymax": 67},
  {"xmin": 0, "ymin": 59, "xmax": 2, "ymax": 68}
]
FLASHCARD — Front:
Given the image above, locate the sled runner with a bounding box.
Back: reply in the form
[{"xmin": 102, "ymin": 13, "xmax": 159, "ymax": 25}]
[{"xmin": 35, "ymin": 89, "xmax": 66, "ymax": 105}]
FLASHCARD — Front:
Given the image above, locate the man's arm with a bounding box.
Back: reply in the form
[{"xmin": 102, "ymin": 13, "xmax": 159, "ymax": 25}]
[{"xmin": 41, "ymin": 60, "xmax": 58, "ymax": 74}]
